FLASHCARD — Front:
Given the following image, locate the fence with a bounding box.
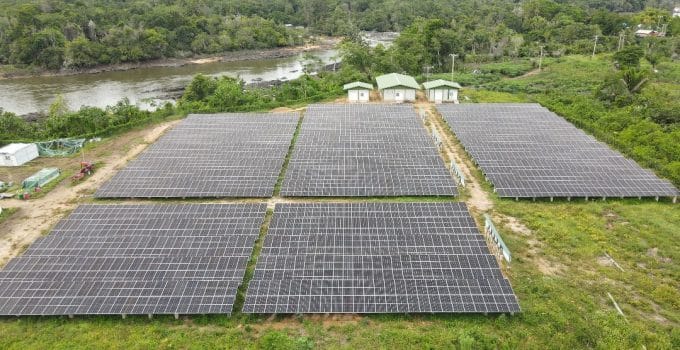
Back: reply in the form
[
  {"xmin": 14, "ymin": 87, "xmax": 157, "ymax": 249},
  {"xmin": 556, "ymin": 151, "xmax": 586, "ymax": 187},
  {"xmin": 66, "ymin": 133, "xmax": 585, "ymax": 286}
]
[
  {"xmin": 450, "ymin": 161, "xmax": 466, "ymax": 187},
  {"xmin": 483, "ymin": 214, "xmax": 511, "ymax": 263}
]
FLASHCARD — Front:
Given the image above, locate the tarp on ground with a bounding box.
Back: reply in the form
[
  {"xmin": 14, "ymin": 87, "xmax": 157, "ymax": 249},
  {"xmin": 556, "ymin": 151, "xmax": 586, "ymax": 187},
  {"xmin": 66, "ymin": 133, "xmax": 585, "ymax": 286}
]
[
  {"xmin": 22, "ymin": 168, "xmax": 61, "ymax": 189},
  {"xmin": 36, "ymin": 138, "xmax": 86, "ymax": 157}
]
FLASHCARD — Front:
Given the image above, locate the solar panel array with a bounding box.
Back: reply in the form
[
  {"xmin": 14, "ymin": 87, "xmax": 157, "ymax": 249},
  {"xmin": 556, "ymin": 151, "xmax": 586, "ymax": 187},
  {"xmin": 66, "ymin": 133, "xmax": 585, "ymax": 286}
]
[
  {"xmin": 281, "ymin": 104, "xmax": 457, "ymax": 196},
  {"xmin": 243, "ymin": 203, "xmax": 520, "ymax": 313},
  {"xmin": 438, "ymin": 104, "xmax": 679, "ymax": 198},
  {"xmin": 96, "ymin": 113, "xmax": 299, "ymax": 198},
  {"xmin": 0, "ymin": 204, "xmax": 266, "ymax": 316}
]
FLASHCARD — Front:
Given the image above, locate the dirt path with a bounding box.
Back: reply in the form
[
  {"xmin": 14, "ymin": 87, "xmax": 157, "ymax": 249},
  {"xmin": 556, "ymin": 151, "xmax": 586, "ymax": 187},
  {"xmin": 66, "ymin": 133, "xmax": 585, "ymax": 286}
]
[
  {"xmin": 0, "ymin": 121, "xmax": 180, "ymax": 266},
  {"xmin": 415, "ymin": 102, "xmax": 493, "ymax": 212},
  {"xmin": 509, "ymin": 68, "xmax": 541, "ymax": 80}
]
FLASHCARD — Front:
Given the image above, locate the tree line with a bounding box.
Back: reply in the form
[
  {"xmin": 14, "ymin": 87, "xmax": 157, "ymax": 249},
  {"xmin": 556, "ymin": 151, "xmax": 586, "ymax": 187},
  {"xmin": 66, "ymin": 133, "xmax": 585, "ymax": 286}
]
[
  {"xmin": 2, "ymin": 1, "xmax": 680, "ymax": 70},
  {"xmin": 337, "ymin": 4, "xmax": 679, "ymax": 78},
  {"xmin": 0, "ymin": 0, "xmax": 304, "ymax": 70}
]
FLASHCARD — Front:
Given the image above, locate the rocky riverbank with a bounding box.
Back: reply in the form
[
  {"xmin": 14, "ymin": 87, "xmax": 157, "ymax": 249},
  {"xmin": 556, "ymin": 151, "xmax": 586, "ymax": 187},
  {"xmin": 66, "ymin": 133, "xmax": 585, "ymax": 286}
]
[{"xmin": 0, "ymin": 38, "xmax": 339, "ymax": 80}]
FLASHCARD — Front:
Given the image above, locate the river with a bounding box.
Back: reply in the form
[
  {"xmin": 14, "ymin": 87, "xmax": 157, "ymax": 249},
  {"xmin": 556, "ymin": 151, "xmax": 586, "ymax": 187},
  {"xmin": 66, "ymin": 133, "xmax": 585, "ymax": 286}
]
[{"xmin": 0, "ymin": 49, "xmax": 338, "ymax": 116}]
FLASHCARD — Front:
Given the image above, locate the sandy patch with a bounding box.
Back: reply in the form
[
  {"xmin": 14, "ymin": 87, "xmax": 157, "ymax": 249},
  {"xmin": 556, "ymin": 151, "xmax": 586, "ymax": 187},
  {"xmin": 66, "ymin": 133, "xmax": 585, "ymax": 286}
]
[
  {"xmin": 647, "ymin": 247, "xmax": 672, "ymax": 264},
  {"xmin": 189, "ymin": 57, "xmax": 222, "ymax": 64},
  {"xmin": 0, "ymin": 120, "xmax": 180, "ymax": 266},
  {"xmin": 418, "ymin": 104, "xmax": 493, "ymax": 212},
  {"xmin": 597, "ymin": 255, "xmax": 615, "ymax": 267},
  {"xmin": 270, "ymin": 107, "xmax": 297, "ymax": 113},
  {"xmin": 498, "ymin": 214, "xmax": 532, "ymax": 236}
]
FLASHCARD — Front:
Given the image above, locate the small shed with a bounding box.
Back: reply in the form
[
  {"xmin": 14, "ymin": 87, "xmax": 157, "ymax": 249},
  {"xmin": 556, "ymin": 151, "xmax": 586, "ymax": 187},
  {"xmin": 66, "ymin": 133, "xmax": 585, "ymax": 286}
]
[
  {"xmin": 423, "ymin": 79, "xmax": 461, "ymax": 104},
  {"xmin": 0, "ymin": 143, "xmax": 39, "ymax": 166},
  {"xmin": 376, "ymin": 73, "xmax": 419, "ymax": 103},
  {"xmin": 343, "ymin": 82, "xmax": 373, "ymax": 103}
]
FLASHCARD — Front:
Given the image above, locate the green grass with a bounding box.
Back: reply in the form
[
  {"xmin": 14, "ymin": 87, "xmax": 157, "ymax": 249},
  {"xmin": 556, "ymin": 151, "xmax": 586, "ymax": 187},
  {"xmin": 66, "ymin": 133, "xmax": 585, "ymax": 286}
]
[
  {"xmin": 0, "ymin": 207, "xmax": 18, "ymax": 224},
  {"xmin": 273, "ymin": 112, "xmax": 304, "ymax": 196},
  {"xmin": 473, "ymin": 55, "xmax": 680, "ymax": 187},
  {"xmin": 0, "ymin": 55, "xmax": 678, "ymax": 349},
  {"xmin": 22, "ymin": 172, "xmax": 70, "ymax": 200},
  {"xmin": 459, "ymin": 88, "xmax": 531, "ymax": 103},
  {"xmin": 232, "ymin": 208, "xmax": 274, "ymax": 313},
  {"xmin": 0, "ymin": 198, "xmax": 677, "ymax": 349}
]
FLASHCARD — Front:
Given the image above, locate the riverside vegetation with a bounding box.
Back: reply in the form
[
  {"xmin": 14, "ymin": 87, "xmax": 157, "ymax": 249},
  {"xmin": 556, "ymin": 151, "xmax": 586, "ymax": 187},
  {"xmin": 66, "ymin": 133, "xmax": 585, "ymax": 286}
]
[{"xmin": 0, "ymin": 2, "xmax": 678, "ymax": 348}]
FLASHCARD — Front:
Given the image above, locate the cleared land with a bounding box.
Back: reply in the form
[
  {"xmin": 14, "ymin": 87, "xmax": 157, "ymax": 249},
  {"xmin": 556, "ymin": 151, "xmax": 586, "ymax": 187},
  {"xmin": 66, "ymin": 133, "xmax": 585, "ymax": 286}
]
[
  {"xmin": 437, "ymin": 103, "xmax": 678, "ymax": 199},
  {"xmin": 0, "ymin": 96, "xmax": 678, "ymax": 349},
  {"xmin": 96, "ymin": 113, "xmax": 299, "ymax": 198}
]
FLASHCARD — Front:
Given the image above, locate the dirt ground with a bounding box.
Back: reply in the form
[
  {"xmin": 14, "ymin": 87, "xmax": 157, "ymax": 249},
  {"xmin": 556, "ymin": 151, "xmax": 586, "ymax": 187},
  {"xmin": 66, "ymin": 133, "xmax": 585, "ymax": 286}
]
[
  {"xmin": 0, "ymin": 121, "xmax": 180, "ymax": 266},
  {"xmin": 0, "ymin": 100, "xmax": 531, "ymax": 274},
  {"xmin": 414, "ymin": 100, "xmax": 493, "ymax": 212}
]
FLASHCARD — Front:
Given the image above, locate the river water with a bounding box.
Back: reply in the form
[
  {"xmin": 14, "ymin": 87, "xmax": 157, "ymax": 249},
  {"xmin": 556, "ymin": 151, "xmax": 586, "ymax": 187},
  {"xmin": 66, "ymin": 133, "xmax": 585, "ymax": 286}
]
[{"xmin": 0, "ymin": 49, "xmax": 337, "ymax": 115}]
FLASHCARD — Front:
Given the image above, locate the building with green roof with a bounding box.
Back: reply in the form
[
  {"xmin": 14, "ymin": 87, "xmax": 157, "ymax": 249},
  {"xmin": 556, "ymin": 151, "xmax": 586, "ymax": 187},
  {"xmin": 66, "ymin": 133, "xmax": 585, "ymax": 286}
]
[
  {"xmin": 343, "ymin": 82, "xmax": 373, "ymax": 102},
  {"xmin": 422, "ymin": 79, "xmax": 461, "ymax": 104},
  {"xmin": 375, "ymin": 73, "xmax": 419, "ymax": 103}
]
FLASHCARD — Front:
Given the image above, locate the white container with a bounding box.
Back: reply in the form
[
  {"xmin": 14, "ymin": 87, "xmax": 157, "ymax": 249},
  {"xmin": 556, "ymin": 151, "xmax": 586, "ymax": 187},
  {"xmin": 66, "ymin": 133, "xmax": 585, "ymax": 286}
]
[{"xmin": 0, "ymin": 143, "xmax": 39, "ymax": 166}]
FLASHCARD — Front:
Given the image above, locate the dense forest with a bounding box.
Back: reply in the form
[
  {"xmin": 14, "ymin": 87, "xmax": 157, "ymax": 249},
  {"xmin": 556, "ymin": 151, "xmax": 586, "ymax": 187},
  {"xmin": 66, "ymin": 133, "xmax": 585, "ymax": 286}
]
[
  {"xmin": 0, "ymin": 0, "xmax": 305, "ymax": 69},
  {"xmin": 1, "ymin": 0, "xmax": 679, "ymax": 70}
]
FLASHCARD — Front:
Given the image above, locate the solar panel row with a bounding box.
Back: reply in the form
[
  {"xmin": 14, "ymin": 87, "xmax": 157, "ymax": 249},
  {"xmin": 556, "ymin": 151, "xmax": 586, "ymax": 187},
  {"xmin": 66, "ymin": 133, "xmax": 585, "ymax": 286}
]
[
  {"xmin": 0, "ymin": 204, "xmax": 266, "ymax": 316},
  {"xmin": 95, "ymin": 114, "xmax": 299, "ymax": 198},
  {"xmin": 280, "ymin": 104, "xmax": 458, "ymax": 196},
  {"xmin": 243, "ymin": 203, "xmax": 520, "ymax": 314},
  {"xmin": 438, "ymin": 103, "xmax": 679, "ymax": 198}
]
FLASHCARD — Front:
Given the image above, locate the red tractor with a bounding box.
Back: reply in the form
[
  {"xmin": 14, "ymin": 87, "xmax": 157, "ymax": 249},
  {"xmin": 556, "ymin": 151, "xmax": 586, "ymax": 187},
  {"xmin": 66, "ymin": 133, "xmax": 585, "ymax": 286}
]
[{"xmin": 71, "ymin": 161, "xmax": 95, "ymax": 182}]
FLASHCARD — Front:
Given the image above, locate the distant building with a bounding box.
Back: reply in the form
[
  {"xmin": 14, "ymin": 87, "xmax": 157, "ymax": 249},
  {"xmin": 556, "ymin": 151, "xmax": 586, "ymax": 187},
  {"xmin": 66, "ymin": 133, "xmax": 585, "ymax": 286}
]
[
  {"xmin": 674, "ymin": 7, "xmax": 680, "ymax": 18},
  {"xmin": 422, "ymin": 79, "xmax": 461, "ymax": 104},
  {"xmin": 0, "ymin": 143, "xmax": 39, "ymax": 166},
  {"xmin": 635, "ymin": 29, "xmax": 664, "ymax": 37},
  {"xmin": 343, "ymin": 82, "xmax": 373, "ymax": 103},
  {"xmin": 375, "ymin": 73, "xmax": 419, "ymax": 103}
]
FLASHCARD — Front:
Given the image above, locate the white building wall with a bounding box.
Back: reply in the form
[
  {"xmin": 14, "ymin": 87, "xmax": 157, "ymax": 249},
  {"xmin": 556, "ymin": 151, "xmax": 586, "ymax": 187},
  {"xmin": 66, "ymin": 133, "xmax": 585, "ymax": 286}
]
[
  {"xmin": 382, "ymin": 89, "xmax": 395, "ymax": 101},
  {"xmin": 448, "ymin": 88, "xmax": 459, "ymax": 102},
  {"xmin": 382, "ymin": 88, "xmax": 416, "ymax": 102},
  {"xmin": 348, "ymin": 90, "xmax": 358, "ymax": 102},
  {"xmin": 0, "ymin": 143, "xmax": 39, "ymax": 166},
  {"xmin": 427, "ymin": 88, "xmax": 459, "ymax": 103},
  {"xmin": 348, "ymin": 89, "xmax": 370, "ymax": 103},
  {"xmin": 404, "ymin": 89, "xmax": 416, "ymax": 102}
]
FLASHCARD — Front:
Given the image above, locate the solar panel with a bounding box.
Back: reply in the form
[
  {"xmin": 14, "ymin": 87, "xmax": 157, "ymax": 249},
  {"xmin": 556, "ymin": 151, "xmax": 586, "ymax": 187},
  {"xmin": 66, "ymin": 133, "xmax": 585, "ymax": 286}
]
[
  {"xmin": 0, "ymin": 203, "xmax": 266, "ymax": 316},
  {"xmin": 96, "ymin": 113, "xmax": 299, "ymax": 198},
  {"xmin": 280, "ymin": 104, "xmax": 457, "ymax": 196},
  {"xmin": 243, "ymin": 202, "xmax": 520, "ymax": 314},
  {"xmin": 438, "ymin": 104, "xmax": 679, "ymax": 198}
]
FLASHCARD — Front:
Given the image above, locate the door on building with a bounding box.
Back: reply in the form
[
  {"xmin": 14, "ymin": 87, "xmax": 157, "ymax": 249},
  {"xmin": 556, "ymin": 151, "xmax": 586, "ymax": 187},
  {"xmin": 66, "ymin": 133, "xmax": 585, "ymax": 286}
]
[
  {"xmin": 434, "ymin": 89, "xmax": 443, "ymax": 103},
  {"xmin": 449, "ymin": 89, "xmax": 458, "ymax": 102},
  {"xmin": 349, "ymin": 90, "xmax": 358, "ymax": 102}
]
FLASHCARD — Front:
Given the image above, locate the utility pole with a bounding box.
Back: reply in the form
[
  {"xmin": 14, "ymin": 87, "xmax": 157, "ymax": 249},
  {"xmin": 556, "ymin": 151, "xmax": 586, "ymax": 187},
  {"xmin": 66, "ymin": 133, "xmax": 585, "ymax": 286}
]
[
  {"xmin": 449, "ymin": 53, "xmax": 458, "ymax": 81},
  {"xmin": 424, "ymin": 65, "xmax": 433, "ymax": 81},
  {"xmin": 538, "ymin": 45, "xmax": 544, "ymax": 71},
  {"xmin": 617, "ymin": 31, "xmax": 625, "ymax": 51},
  {"xmin": 592, "ymin": 35, "xmax": 599, "ymax": 59}
]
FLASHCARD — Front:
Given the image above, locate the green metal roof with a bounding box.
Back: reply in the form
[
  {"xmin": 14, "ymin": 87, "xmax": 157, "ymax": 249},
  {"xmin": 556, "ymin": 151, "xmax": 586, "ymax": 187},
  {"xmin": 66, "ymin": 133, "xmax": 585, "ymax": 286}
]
[
  {"xmin": 375, "ymin": 73, "xmax": 420, "ymax": 90},
  {"xmin": 422, "ymin": 79, "xmax": 462, "ymax": 90},
  {"xmin": 343, "ymin": 82, "xmax": 373, "ymax": 90}
]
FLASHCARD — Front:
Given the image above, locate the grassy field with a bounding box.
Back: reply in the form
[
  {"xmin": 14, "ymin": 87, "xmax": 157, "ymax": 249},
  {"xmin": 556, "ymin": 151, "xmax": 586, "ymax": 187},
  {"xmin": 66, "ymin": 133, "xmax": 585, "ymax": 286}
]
[
  {"xmin": 478, "ymin": 55, "xmax": 680, "ymax": 187},
  {"xmin": 0, "ymin": 195, "xmax": 676, "ymax": 349},
  {"xmin": 0, "ymin": 207, "xmax": 18, "ymax": 224},
  {"xmin": 0, "ymin": 56, "xmax": 678, "ymax": 349}
]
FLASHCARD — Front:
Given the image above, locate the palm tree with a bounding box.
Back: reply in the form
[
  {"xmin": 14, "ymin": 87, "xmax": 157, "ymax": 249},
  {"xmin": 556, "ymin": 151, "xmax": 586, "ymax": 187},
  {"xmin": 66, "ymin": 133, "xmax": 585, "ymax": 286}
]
[{"xmin": 620, "ymin": 68, "xmax": 648, "ymax": 94}]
